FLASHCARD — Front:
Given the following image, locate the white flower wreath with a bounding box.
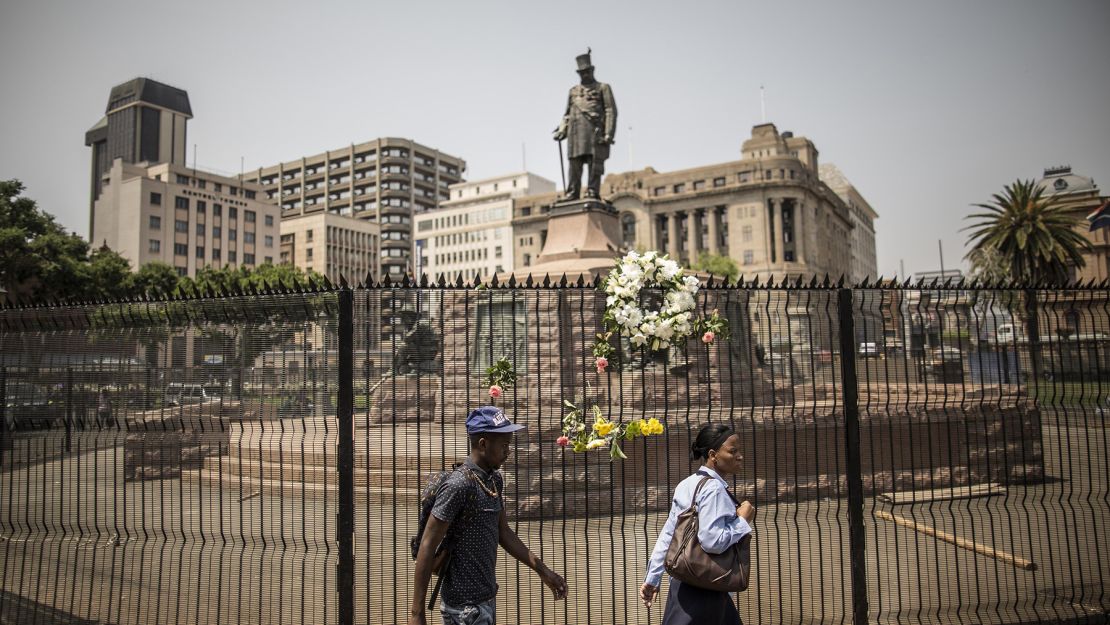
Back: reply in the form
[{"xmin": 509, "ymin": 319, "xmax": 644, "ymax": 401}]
[{"xmin": 602, "ymin": 250, "xmax": 701, "ymax": 351}]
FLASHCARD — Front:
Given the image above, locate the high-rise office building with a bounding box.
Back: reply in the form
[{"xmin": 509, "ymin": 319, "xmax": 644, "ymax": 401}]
[
  {"xmin": 243, "ymin": 138, "xmax": 465, "ymax": 278},
  {"xmin": 85, "ymin": 78, "xmax": 192, "ymax": 238}
]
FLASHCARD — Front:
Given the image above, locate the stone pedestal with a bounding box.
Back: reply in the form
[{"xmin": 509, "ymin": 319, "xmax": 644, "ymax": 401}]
[
  {"xmin": 364, "ymin": 375, "xmax": 439, "ymax": 425},
  {"xmin": 527, "ymin": 198, "xmax": 621, "ymax": 278}
]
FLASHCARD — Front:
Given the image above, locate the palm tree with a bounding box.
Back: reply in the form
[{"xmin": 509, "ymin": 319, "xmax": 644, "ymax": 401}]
[
  {"xmin": 964, "ymin": 178, "xmax": 1093, "ymax": 284},
  {"xmin": 964, "ymin": 178, "xmax": 1094, "ymax": 379}
]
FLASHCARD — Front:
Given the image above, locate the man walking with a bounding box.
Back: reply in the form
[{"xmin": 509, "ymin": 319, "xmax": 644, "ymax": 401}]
[
  {"xmin": 553, "ymin": 49, "xmax": 617, "ymax": 201},
  {"xmin": 409, "ymin": 406, "xmax": 567, "ymax": 625}
]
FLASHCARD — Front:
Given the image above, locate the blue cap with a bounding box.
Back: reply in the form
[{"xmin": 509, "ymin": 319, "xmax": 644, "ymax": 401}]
[{"xmin": 466, "ymin": 406, "xmax": 526, "ymax": 435}]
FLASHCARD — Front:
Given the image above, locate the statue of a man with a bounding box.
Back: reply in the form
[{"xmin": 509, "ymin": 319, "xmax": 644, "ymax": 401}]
[
  {"xmin": 553, "ymin": 49, "xmax": 617, "ymax": 201},
  {"xmin": 393, "ymin": 307, "xmax": 440, "ymax": 375}
]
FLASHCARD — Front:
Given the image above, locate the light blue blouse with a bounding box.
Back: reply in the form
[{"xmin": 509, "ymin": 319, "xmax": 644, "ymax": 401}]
[{"xmin": 643, "ymin": 466, "xmax": 753, "ymax": 588}]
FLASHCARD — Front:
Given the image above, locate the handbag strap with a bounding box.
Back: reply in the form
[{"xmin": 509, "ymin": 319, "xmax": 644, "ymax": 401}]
[{"xmin": 695, "ymin": 470, "xmax": 740, "ymax": 507}]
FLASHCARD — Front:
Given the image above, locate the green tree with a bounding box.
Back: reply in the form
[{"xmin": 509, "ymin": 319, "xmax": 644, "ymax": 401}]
[
  {"xmin": 964, "ymin": 178, "xmax": 1093, "ymax": 284},
  {"xmin": 964, "ymin": 178, "xmax": 1094, "ymax": 375},
  {"xmin": 86, "ymin": 245, "xmax": 134, "ymax": 300},
  {"xmin": 127, "ymin": 261, "xmax": 181, "ymax": 299},
  {"xmin": 0, "ymin": 179, "xmax": 93, "ymax": 301},
  {"xmin": 177, "ymin": 263, "xmax": 326, "ymax": 394},
  {"xmin": 691, "ymin": 253, "xmax": 740, "ymax": 282}
]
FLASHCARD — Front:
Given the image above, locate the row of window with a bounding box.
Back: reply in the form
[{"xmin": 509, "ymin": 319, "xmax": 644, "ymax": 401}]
[
  {"xmin": 157, "ymin": 240, "xmax": 269, "ymax": 265},
  {"xmin": 650, "ymin": 169, "xmax": 804, "ymax": 197},
  {"xmin": 152, "ymin": 218, "xmax": 272, "ymax": 246},
  {"xmin": 432, "ymin": 246, "xmax": 501, "ymax": 266},
  {"xmin": 172, "ymin": 174, "xmax": 256, "ymax": 199},
  {"xmin": 158, "ymin": 193, "xmax": 272, "ymax": 225}
]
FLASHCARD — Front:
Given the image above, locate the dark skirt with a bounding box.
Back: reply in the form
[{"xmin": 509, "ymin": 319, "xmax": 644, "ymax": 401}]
[{"xmin": 661, "ymin": 578, "xmax": 742, "ymax": 625}]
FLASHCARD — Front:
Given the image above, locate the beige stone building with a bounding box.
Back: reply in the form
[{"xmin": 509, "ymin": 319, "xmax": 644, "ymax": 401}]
[
  {"xmin": 242, "ymin": 138, "xmax": 465, "ymax": 278},
  {"xmin": 1036, "ymin": 165, "xmax": 1109, "ymax": 282},
  {"xmin": 91, "ymin": 160, "xmax": 280, "ymax": 277},
  {"xmin": 819, "ymin": 163, "xmax": 879, "ymax": 284},
  {"xmin": 596, "ymin": 123, "xmax": 868, "ymax": 283},
  {"xmin": 279, "ymin": 212, "xmax": 379, "ymax": 284},
  {"xmin": 511, "ymin": 191, "xmax": 560, "ymax": 274},
  {"xmin": 416, "ymin": 173, "xmax": 555, "ymax": 280}
]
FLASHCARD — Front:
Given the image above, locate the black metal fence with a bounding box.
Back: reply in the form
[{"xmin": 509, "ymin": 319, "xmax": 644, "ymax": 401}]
[{"xmin": 1, "ymin": 280, "xmax": 1108, "ymax": 625}]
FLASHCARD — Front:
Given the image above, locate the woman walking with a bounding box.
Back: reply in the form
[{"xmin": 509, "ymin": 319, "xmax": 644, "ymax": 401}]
[{"xmin": 640, "ymin": 423, "xmax": 756, "ymax": 625}]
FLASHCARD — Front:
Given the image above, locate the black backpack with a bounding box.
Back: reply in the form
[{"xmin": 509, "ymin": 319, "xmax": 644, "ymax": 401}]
[{"xmin": 410, "ymin": 463, "xmax": 477, "ymax": 608}]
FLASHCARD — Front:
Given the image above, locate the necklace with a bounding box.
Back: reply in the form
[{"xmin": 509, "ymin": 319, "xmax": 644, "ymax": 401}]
[{"xmin": 464, "ymin": 466, "xmax": 500, "ymax": 498}]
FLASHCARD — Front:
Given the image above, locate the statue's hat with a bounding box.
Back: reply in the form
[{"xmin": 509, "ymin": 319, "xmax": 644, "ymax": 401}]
[{"xmin": 576, "ymin": 49, "xmax": 593, "ymax": 72}]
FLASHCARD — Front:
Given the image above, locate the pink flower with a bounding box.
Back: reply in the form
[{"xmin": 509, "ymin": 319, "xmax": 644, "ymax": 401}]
[
  {"xmin": 596, "ymin": 356, "xmax": 608, "ymax": 372},
  {"xmin": 556, "ymin": 435, "xmax": 570, "ymax": 448},
  {"xmin": 488, "ymin": 385, "xmax": 502, "ymax": 399},
  {"xmin": 702, "ymin": 331, "xmax": 716, "ymax": 344}
]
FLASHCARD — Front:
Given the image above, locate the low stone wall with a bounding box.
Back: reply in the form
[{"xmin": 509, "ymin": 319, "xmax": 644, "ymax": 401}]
[
  {"xmin": 501, "ymin": 389, "xmax": 1043, "ymax": 520},
  {"xmin": 123, "ymin": 401, "xmax": 240, "ymax": 480}
]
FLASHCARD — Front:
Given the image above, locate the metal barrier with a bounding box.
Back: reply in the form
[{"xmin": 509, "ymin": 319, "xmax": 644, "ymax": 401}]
[{"xmin": 1, "ymin": 279, "xmax": 1107, "ymax": 624}]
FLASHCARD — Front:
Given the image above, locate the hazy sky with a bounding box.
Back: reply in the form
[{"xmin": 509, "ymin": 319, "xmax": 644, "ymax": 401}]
[{"xmin": 2, "ymin": 0, "xmax": 1108, "ymax": 278}]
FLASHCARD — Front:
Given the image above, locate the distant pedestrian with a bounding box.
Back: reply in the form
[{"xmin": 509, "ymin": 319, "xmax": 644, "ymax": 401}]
[
  {"xmin": 641, "ymin": 422, "xmax": 756, "ymax": 625},
  {"xmin": 409, "ymin": 406, "xmax": 567, "ymax": 625},
  {"xmin": 97, "ymin": 387, "xmax": 115, "ymax": 427}
]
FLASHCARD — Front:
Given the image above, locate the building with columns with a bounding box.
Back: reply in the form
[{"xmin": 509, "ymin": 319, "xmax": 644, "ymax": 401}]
[{"xmin": 602, "ymin": 123, "xmax": 871, "ymax": 284}]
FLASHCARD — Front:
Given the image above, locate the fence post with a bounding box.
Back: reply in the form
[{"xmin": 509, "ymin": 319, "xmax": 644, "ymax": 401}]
[
  {"xmin": 837, "ymin": 287, "xmax": 869, "ymax": 625},
  {"xmin": 65, "ymin": 366, "xmax": 73, "ymax": 452},
  {"xmin": 337, "ymin": 288, "xmax": 355, "ymax": 625}
]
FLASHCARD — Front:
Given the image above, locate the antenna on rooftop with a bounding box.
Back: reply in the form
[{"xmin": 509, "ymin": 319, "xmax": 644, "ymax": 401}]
[{"xmin": 760, "ymin": 85, "xmax": 766, "ymax": 123}]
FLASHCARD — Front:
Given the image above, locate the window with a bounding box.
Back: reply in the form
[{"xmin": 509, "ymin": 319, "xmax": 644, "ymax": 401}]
[
  {"xmin": 214, "ymin": 183, "xmax": 222, "ymax": 193},
  {"xmin": 244, "ymin": 232, "xmax": 255, "ymax": 244},
  {"xmin": 228, "ymin": 250, "xmax": 236, "ymax": 263},
  {"xmin": 173, "ymin": 243, "xmax": 188, "ymax": 256},
  {"xmin": 229, "ymin": 229, "xmax": 237, "ymax": 241},
  {"xmin": 784, "ymin": 250, "xmax": 795, "ymax": 262},
  {"xmin": 245, "ymin": 210, "xmax": 256, "ymax": 223},
  {"xmin": 742, "ymin": 225, "xmax": 753, "ymax": 242},
  {"xmin": 196, "ymin": 179, "xmax": 206, "ymax": 190},
  {"xmin": 264, "ymin": 215, "xmax": 273, "ymax": 226},
  {"xmin": 743, "ymin": 250, "xmax": 754, "ymax": 265},
  {"xmin": 245, "ymin": 190, "xmax": 256, "ymax": 200},
  {"xmin": 175, "ymin": 196, "xmax": 188, "ymax": 209},
  {"xmin": 176, "ymin": 175, "xmax": 189, "ymax": 185},
  {"xmin": 228, "ymin": 186, "xmax": 238, "ymax": 196},
  {"xmin": 674, "ymin": 183, "xmax": 685, "ymax": 193},
  {"xmin": 654, "ymin": 187, "xmax": 666, "ymax": 196},
  {"xmin": 693, "ymin": 180, "xmax": 705, "ymax": 191},
  {"xmin": 196, "ymin": 246, "xmax": 205, "ymax": 259},
  {"xmin": 196, "ymin": 223, "xmax": 205, "ymax": 236},
  {"xmin": 150, "ymin": 192, "xmax": 162, "ymax": 205},
  {"xmin": 175, "ymin": 266, "xmax": 187, "ymax": 277},
  {"xmin": 196, "ymin": 201, "xmax": 206, "ymax": 214},
  {"xmin": 212, "ymin": 248, "xmax": 221, "ymax": 261},
  {"xmin": 149, "ymin": 215, "xmax": 161, "ymax": 230},
  {"xmin": 175, "ymin": 220, "xmax": 188, "ymax": 233},
  {"xmin": 243, "ymin": 253, "xmax": 255, "ymax": 265},
  {"xmin": 213, "ymin": 203, "xmax": 222, "ymax": 217},
  {"xmin": 713, "ymin": 177, "xmax": 726, "ymax": 187},
  {"xmin": 306, "ymin": 229, "xmax": 314, "ymax": 242},
  {"xmin": 523, "ymin": 253, "xmax": 531, "ymax": 266},
  {"xmin": 739, "ymin": 172, "xmax": 750, "ymax": 183},
  {"xmin": 495, "ymin": 246, "xmax": 502, "ymax": 258},
  {"xmin": 264, "ymin": 256, "xmax": 272, "ymax": 264},
  {"xmin": 306, "ymin": 248, "xmax": 314, "ymax": 260},
  {"xmin": 264, "ymin": 235, "xmax": 273, "ymax": 247},
  {"xmin": 149, "ymin": 239, "xmax": 160, "ymax": 253},
  {"xmin": 229, "ymin": 207, "xmax": 238, "ymax": 219},
  {"xmin": 213, "ymin": 226, "xmax": 221, "ymax": 238}
]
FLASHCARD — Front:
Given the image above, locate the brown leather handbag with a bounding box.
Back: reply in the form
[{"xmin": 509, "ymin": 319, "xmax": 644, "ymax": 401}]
[{"xmin": 663, "ymin": 474, "xmax": 752, "ymax": 592}]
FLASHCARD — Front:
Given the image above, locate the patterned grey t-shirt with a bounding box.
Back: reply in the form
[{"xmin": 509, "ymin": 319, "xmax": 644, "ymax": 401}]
[{"xmin": 431, "ymin": 459, "xmax": 504, "ymax": 607}]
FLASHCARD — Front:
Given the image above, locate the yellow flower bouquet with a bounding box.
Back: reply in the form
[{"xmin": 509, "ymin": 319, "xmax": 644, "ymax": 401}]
[{"xmin": 558, "ymin": 400, "xmax": 665, "ymax": 461}]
